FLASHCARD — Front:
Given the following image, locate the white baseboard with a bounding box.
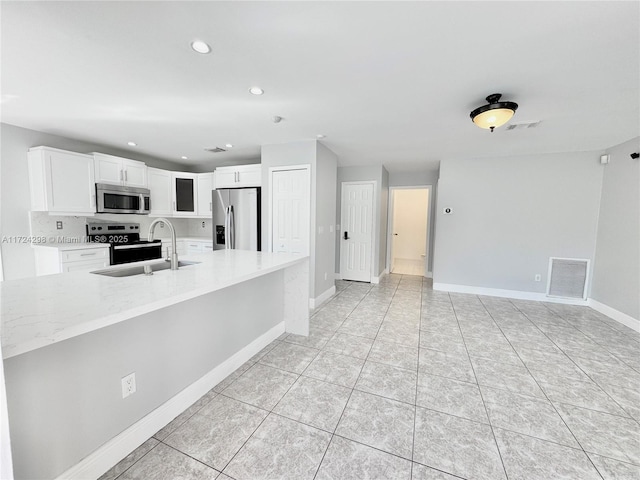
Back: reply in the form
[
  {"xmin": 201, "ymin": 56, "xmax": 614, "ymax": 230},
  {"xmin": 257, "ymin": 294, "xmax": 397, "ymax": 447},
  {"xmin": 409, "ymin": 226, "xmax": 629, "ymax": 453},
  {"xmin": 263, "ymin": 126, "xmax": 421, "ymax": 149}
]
[
  {"xmin": 371, "ymin": 269, "xmax": 388, "ymax": 285},
  {"xmin": 432, "ymin": 283, "xmax": 589, "ymax": 306},
  {"xmin": 57, "ymin": 322, "xmax": 285, "ymax": 480},
  {"xmin": 334, "ymin": 273, "xmax": 342, "ymax": 280},
  {"xmin": 310, "ymin": 286, "xmax": 336, "ymax": 309},
  {"xmin": 589, "ymin": 299, "xmax": 640, "ymax": 333}
]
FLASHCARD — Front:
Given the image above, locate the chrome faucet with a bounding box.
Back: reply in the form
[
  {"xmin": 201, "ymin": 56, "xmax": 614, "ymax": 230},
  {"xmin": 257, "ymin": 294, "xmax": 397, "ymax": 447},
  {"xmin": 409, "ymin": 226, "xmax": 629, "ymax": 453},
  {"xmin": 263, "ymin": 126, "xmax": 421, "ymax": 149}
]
[{"xmin": 148, "ymin": 218, "xmax": 179, "ymax": 270}]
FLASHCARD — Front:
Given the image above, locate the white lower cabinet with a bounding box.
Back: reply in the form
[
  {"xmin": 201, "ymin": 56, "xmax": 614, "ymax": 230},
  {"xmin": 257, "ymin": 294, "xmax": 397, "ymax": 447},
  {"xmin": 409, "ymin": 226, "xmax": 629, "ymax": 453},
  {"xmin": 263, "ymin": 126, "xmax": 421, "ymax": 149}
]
[
  {"xmin": 184, "ymin": 240, "xmax": 213, "ymax": 254},
  {"xmin": 33, "ymin": 245, "xmax": 110, "ymax": 276}
]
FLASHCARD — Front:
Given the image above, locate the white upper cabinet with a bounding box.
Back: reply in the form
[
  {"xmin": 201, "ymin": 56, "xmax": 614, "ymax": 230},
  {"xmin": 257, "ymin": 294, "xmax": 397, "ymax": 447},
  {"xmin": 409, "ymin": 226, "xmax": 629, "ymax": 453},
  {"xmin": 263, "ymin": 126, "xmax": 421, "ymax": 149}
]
[
  {"xmin": 197, "ymin": 173, "xmax": 214, "ymax": 217},
  {"xmin": 213, "ymin": 164, "xmax": 261, "ymax": 189},
  {"xmin": 93, "ymin": 153, "xmax": 147, "ymax": 188},
  {"xmin": 172, "ymin": 172, "xmax": 199, "ymax": 217},
  {"xmin": 147, "ymin": 167, "xmax": 173, "ymax": 216},
  {"xmin": 28, "ymin": 146, "xmax": 96, "ymax": 215}
]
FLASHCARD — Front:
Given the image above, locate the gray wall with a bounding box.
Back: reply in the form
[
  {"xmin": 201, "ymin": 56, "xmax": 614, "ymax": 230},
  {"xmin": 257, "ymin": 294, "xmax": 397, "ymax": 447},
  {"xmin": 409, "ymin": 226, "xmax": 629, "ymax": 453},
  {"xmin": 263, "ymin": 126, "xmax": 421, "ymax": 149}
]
[
  {"xmin": 314, "ymin": 142, "xmax": 338, "ymax": 296},
  {"xmin": 379, "ymin": 168, "xmax": 389, "ymax": 275},
  {"xmin": 433, "ymin": 152, "xmax": 604, "ymax": 293},
  {"xmin": 261, "ymin": 140, "xmax": 339, "ymax": 300},
  {"xmin": 4, "ymin": 272, "xmax": 283, "ymax": 480},
  {"xmin": 0, "ymin": 123, "xmax": 185, "ymax": 280},
  {"xmin": 389, "ymin": 169, "xmax": 439, "ymax": 274},
  {"xmin": 591, "ymin": 137, "xmax": 640, "ymax": 320}
]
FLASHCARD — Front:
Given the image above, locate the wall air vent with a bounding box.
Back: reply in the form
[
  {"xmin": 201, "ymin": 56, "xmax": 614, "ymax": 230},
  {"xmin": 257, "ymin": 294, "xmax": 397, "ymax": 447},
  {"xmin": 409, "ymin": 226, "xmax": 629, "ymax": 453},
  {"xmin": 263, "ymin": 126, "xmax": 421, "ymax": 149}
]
[
  {"xmin": 546, "ymin": 257, "xmax": 589, "ymax": 300},
  {"xmin": 506, "ymin": 121, "xmax": 541, "ymax": 131},
  {"xmin": 205, "ymin": 147, "xmax": 227, "ymax": 153}
]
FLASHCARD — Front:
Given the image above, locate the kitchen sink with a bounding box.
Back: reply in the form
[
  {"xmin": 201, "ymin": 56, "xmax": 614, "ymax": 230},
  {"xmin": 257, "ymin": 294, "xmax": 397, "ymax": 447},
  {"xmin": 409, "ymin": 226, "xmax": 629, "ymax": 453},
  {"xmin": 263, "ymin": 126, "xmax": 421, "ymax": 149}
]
[{"xmin": 91, "ymin": 260, "xmax": 201, "ymax": 277}]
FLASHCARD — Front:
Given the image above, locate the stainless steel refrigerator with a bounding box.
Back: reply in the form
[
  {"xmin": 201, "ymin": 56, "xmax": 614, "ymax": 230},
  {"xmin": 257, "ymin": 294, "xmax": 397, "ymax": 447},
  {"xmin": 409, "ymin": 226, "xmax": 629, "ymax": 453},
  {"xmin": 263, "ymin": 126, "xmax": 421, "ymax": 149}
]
[{"xmin": 211, "ymin": 187, "xmax": 261, "ymax": 250}]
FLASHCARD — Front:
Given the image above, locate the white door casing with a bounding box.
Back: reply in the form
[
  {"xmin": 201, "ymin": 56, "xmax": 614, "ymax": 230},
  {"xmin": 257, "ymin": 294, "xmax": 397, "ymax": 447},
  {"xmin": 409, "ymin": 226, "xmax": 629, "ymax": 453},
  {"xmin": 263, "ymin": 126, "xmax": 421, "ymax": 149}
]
[
  {"xmin": 269, "ymin": 166, "xmax": 311, "ymax": 255},
  {"xmin": 340, "ymin": 182, "xmax": 375, "ymax": 282}
]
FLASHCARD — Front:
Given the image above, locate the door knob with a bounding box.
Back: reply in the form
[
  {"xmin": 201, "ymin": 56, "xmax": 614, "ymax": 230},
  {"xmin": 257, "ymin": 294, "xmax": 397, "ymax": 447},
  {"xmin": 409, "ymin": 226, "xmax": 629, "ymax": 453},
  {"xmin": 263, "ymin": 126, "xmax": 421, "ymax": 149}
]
[
  {"xmin": 343, "ymin": 231, "xmax": 350, "ymax": 240},
  {"xmin": 394, "ymin": 233, "xmax": 398, "ymax": 236}
]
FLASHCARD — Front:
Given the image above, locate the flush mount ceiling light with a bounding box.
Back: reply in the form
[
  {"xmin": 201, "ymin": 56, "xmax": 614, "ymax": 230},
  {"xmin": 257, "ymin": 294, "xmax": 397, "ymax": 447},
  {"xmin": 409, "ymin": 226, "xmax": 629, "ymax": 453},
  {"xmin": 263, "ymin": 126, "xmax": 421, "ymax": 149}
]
[
  {"xmin": 316, "ymin": 134, "xmax": 326, "ymax": 139},
  {"xmin": 470, "ymin": 93, "xmax": 518, "ymax": 132},
  {"xmin": 181, "ymin": 156, "xmax": 188, "ymax": 160},
  {"xmin": 190, "ymin": 40, "xmax": 211, "ymax": 54},
  {"xmin": 225, "ymin": 144, "xmax": 233, "ymax": 148},
  {"xmin": 249, "ymin": 87, "xmax": 264, "ymax": 95},
  {"xmin": 127, "ymin": 141, "xmax": 137, "ymax": 146}
]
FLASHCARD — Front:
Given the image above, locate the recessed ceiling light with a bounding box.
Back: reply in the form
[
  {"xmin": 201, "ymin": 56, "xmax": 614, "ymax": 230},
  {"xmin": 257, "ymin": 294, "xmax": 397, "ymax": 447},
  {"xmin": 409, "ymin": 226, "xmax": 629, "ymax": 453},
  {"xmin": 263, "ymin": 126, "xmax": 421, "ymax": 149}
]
[
  {"xmin": 127, "ymin": 141, "xmax": 137, "ymax": 146},
  {"xmin": 191, "ymin": 40, "xmax": 211, "ymax": 54},
  {"xmin": 249, "ymin": 87, "xmax": 264, "ymax": 95},
  {"xmin": 225, "ymin": 144, "xmax": 233, "ymax": 148},
  {"xmin": 181, "ymin": 156, "xmax": 188, "ymax": 160},
  {"xmin": 316, "ymin": 134, "xmax": 326, "ymax": 139}
]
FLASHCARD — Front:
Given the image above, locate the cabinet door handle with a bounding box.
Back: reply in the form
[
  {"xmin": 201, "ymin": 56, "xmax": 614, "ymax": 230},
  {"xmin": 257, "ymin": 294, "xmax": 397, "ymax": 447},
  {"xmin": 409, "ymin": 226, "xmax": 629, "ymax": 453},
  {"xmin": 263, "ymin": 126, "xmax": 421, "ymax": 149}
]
[
  {"xmin": 124, "ymin": 170, "xmax": 128, "ymax": 182},
  {"xmin": 120, "ymin": 170, "xmax": 124, "ymax": 181},
  {"xmin": 173, "ymin": 201, "xmax": 176, "ymax": 211},
  {"xmin": 209, "ymin": 201, "xmax": 212, "ymax": 211},
  {"xmin": 80, "ymin": 252, "xmax": 97, "ymax": 256}
]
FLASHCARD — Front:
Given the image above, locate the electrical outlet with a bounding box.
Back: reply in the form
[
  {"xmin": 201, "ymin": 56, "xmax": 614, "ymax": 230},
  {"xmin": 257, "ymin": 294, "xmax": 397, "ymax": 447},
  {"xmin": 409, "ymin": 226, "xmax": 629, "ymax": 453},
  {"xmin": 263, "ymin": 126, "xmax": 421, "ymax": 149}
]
[
  {"xmin": 534, "ymin": 274, "xmax": 541, "ymax": 282},
  {"xmin": 329, "ymin": 225, "xmax": 334, "ymax": 233},
  {"xmin": 121, "ymin": 373, "xmax": 136, "ymax": 399},
  {"xmin": 56, "ymin": 221, "xmax": 63, "ymax": 230},
  {"xmin": 324, "ymin": 272, "xmax": 328, "ymax": 280},
  {"xmin": 318, "ymin": 225, "xmax": 324, "ymax": 234}
]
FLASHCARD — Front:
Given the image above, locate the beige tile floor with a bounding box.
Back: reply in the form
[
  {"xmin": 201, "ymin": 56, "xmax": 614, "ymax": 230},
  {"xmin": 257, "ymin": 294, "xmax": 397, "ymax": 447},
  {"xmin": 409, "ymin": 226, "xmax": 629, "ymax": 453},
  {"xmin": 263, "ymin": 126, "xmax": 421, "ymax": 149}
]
[{"xmin": 100, "ymin": 275, "xmax": 640, "ymax": 480}]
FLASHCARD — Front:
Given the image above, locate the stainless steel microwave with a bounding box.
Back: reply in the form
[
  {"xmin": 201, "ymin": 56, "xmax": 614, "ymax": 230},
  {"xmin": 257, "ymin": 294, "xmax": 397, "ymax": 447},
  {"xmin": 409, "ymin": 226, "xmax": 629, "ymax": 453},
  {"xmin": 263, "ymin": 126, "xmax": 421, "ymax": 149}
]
[{"xmin": 95, "ymin": 183, "xmax": 150, "ymax": 214}]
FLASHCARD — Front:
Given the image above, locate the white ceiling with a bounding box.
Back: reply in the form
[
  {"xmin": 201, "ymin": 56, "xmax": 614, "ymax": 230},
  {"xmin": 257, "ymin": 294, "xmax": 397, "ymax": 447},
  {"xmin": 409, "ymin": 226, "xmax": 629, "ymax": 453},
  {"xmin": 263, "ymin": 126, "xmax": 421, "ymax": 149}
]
[{"xmin": 1, "ymin": 1, "xmax": 638, "ymax": 172}]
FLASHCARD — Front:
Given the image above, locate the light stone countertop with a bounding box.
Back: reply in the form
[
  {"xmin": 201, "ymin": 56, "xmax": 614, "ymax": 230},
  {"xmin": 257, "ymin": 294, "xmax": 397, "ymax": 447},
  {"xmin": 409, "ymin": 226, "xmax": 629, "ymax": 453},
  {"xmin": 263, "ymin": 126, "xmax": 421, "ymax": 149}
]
[{"xmin": 1, "ymin": 250, "xmax": 307, "ymax": 359}]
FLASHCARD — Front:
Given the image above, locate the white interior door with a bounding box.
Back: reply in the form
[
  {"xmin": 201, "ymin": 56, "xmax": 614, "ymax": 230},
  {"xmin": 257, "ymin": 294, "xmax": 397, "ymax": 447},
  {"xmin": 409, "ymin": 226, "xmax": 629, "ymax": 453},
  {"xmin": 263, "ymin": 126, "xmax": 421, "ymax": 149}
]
[
  {"xmin": 271, "ymin": 167, "xmax": 310, "ymax": 255},
  {"xmin": 340, "ymin": 182, "xmax": 374, "ymax": 282}
]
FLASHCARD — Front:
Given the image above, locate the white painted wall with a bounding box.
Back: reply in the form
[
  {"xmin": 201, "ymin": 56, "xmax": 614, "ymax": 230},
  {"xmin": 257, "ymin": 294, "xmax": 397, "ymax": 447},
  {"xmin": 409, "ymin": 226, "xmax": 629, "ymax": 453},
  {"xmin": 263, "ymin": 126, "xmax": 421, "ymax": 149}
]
[
  {"xmin": 391, "ymin": 189, "xmax": 429, "ymax": 260},
  {"xmin": 0, "ymin": 123, "xmax": 186, "ymax": 280},
  {"xmin": 591, "ymin": 137, "xmax": 640, "ymax": 321},
  {"xmin": 433, "ymin": 152, "xmax": 604, "ymax": 294}
]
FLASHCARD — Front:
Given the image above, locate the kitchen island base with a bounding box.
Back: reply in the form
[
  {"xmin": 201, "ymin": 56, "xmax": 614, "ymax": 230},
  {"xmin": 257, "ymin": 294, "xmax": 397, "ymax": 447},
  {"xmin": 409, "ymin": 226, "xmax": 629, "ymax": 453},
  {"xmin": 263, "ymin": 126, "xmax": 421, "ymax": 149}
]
[{"xmin": 4, "ymin": 257, "xmax": 308, "ymax": 480}]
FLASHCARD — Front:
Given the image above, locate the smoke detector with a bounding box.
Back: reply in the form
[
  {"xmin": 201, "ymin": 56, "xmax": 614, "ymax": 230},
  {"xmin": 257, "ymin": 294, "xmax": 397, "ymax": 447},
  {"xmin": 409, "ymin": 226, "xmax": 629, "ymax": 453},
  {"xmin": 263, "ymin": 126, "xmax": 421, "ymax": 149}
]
[{"xmin": 205, "ymin": 147, "xmax": 227, "ymax": 153}]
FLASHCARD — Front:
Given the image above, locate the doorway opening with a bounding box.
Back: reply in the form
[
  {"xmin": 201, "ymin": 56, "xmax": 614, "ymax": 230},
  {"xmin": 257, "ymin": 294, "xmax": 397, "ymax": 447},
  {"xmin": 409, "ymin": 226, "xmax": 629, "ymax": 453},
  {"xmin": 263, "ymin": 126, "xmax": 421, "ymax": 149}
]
[{"xmin": 388, "ymin": 187, "xmax": 430, "ymax": 276}]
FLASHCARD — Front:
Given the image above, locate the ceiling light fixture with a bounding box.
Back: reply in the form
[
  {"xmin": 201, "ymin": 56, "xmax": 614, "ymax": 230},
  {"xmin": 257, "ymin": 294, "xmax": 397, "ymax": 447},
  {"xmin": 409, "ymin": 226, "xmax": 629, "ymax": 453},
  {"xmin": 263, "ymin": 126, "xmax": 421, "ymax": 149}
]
[
  {"xmin": 249, "ymin": 87, "xmax": 264, "ymax": 95},
  {"xmin": 181, "ymin": 156, "xmax": 188, "ymax": 160},
  {"xmin": 316, "ymin": 134, "xmax": 326, "ymax": 139},
  {"xmin": 225, "ymin": 144, "xmax": 233, "ymax": 148},
  {"xmin": 470, "ymin": 93, "xmax": 518, "ymax": 132},
  {"xmin": 127, "ymin": 141, "xmax": 137, "ymax": 146},
  {"xmin": 190, "ymin": 40, "xmax": 211, "ymax": 54}
]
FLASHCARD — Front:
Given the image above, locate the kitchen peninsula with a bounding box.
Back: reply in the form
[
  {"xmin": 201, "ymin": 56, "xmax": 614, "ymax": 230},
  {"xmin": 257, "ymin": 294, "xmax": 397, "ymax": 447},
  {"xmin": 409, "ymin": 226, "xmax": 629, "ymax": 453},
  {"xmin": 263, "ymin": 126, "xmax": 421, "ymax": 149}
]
[{"xmin": 1, "ymin": 250, "xmax": 309, "ymax": 480}]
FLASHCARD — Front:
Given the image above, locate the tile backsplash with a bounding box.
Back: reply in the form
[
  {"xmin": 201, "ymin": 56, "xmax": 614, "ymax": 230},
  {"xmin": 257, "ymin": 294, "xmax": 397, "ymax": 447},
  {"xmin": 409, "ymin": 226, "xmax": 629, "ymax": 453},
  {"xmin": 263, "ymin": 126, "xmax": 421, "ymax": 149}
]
[{"xmin": 28, "ymin": 212, "xmax": 209, "ymax": 241}]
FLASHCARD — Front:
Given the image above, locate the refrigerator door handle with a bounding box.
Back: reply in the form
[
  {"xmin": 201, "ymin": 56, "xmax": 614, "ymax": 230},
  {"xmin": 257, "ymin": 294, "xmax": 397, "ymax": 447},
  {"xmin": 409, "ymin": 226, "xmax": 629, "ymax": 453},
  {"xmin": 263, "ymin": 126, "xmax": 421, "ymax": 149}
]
[{"xmin": 228, "ymin": 205, "xmax": 235, "ymax": 249}]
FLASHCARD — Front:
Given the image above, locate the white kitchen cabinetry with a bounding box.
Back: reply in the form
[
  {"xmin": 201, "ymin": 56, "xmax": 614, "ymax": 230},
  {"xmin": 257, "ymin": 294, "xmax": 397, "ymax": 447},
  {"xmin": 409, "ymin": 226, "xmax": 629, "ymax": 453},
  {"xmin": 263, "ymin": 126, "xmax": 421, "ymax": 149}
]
[
  {"xmin": 93, "ymin": 153, "xmax": 147, "ymax": 188},
  {"xmin": 213, "ymin": 164, "xmax": 261, "ymax": 189},
  {"xmin": 28, "ymin": 146, "xmax": 97, "ymax": 215},
  {"xmin": 197, "ymin": 173, "xmax": 214, "ymax": 217},
  {"xmin": 33, "ymin": 244, "xmax": 110, "ymax": 276},
  {"xmin": 147, "ymin": 167, "xmax": 173, "ymax": 216},
  {"xmin": 184, "ymin": 239, "xmax": 213, "ymax": 254},
  {"xmin": 172, "ymin": 172, "xmax": 199, "ymax": 217},
  {"xmin": 160, "ymin": 239, "xmax": 186, "ymax": 259}
]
